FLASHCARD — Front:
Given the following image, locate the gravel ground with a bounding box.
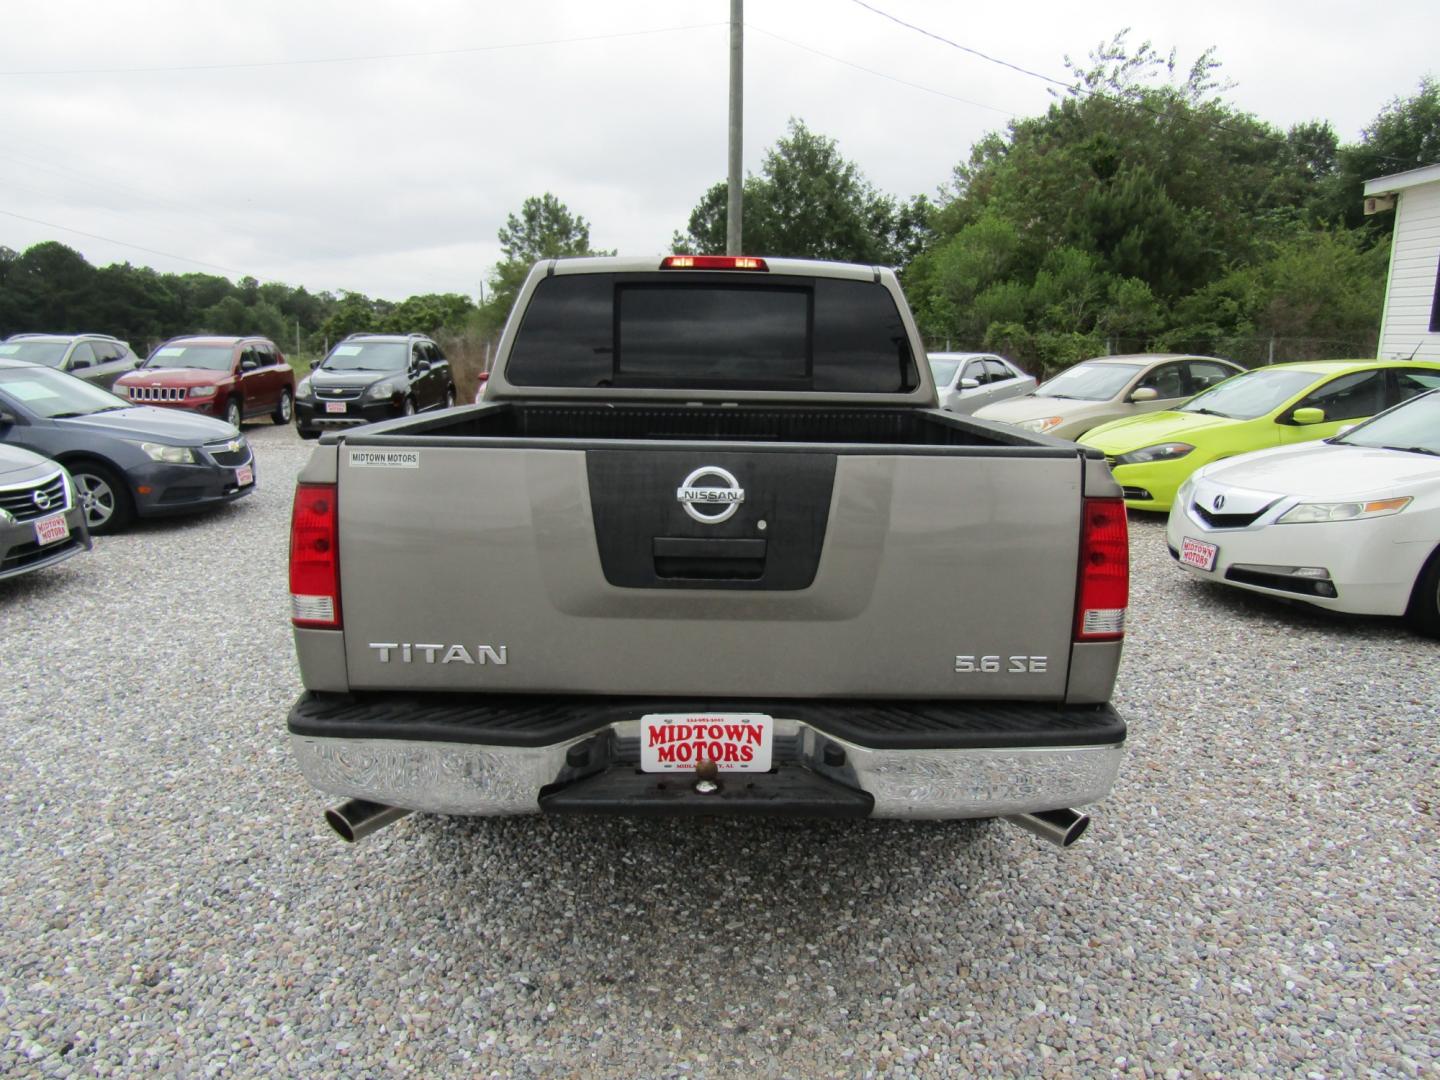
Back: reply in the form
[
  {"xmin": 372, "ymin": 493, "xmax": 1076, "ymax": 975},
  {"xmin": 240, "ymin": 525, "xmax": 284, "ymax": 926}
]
[{"xmin": 1, "ymin": 422, "xmax": 1436, "ymax": 1078}]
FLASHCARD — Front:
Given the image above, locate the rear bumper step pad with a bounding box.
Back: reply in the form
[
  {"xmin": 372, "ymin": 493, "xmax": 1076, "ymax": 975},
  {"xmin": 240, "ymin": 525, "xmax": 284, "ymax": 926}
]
[
  {"xmin": 288, "ymin": 692, "xmax": 1125, "ymax": 751},
  {"xmin": 539, "ymin": 765, "xmax": 875, "ymax": 818}
]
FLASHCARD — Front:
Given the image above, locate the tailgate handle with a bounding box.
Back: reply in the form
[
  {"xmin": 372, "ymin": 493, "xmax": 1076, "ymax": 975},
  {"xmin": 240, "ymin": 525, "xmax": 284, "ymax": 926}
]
[{"xmin": 652, "ymin": 537, "xmax": 766, "ymax": 580}]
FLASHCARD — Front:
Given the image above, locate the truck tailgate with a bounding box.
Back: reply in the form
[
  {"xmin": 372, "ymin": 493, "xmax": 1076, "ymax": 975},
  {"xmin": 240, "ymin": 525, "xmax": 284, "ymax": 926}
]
[
  {"xmin": 333, "ymin": 442, "xmax": 1084, "ymax": 699},
  {"xmin": 331, "ymin": 440, "xmax": 1082, "ymax": 702}
]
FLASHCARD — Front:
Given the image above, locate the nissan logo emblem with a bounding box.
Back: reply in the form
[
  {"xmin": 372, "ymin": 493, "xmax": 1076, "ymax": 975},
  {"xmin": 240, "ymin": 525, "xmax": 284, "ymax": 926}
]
[
  {"xmin": 676, "ymin": 466, "xmax": 745, "ymax": 524},
  {"xmin": 1213, "ymin": 494, "xmax": 1226, "ymax": 510},
  {"xmin": 32, "ymin": 489, "xmax": 53, "ymax": 511}
]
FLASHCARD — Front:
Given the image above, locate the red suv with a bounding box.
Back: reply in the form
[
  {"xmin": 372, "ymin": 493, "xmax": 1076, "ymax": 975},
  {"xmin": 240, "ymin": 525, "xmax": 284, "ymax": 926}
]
[{"xmin": 113, "ymin": 336, "xmax": 296, "ymax": 430}]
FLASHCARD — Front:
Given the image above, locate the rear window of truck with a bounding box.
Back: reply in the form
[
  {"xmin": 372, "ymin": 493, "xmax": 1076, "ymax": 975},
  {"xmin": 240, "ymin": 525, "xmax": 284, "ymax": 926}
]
[{"xmin": 505, "ymin": 272, "xmax": 919, "ymax": 393}]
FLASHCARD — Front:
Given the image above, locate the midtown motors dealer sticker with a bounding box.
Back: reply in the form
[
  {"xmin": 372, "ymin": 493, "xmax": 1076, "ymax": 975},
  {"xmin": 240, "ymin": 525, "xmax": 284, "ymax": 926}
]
[
  {"xmin": 348, "ymin": 449, "xmax": 420, "ymax": 469},
  {"xmin": 640, "ymin": 713, "xmax": 773, "ymax": 772}
]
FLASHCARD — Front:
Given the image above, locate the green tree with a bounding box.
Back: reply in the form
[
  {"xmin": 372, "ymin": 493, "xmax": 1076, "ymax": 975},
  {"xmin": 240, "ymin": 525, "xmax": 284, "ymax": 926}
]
[
  {"xmin": 0, "ymin": 246, "xmax": 25, "ymax": 332},
  {"xmin": 172, "ymin": 272, "xmax": 234, "ymax": 314},
  {"xmin": 906, "ymin": 31, "xmax": 1362, "ymax": 361},
  {"xmin": 5, "ymin": 242, "xmax": 96, "ymax": 331},
  {"xmin": 1161, "ymin": 230, "xmax": 1388, "ymax": 363},
  {"xmin": 673, "ymin": 120, "xmax": 927, "ymax": 264},
  {"xmin": 380, "ymin": 293, "xmax": 476, "ymax": 335},
  {"xmin": 319, "ymin": 292, "xmax": 383, "ymax": 343},
  {"xmin": 90, "ymin": 263, "xmax": 179, "ymax": 349},
  {"xmin": 1320, "ymin": 77, "xmax": 1440, "ymax": 238},
  {"xmin": 903, "ymin": 208, "xmax": 1028, "ymax": 344},
  {"xmin": 484, "ymin": 193, "xmax": 611, "ymax": 328}
]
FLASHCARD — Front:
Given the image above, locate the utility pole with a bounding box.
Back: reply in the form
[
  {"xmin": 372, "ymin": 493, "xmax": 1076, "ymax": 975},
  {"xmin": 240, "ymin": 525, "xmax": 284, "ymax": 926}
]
[{"xmin": 726, "ymin": 0, "xmax": 743, "ymax": 255}]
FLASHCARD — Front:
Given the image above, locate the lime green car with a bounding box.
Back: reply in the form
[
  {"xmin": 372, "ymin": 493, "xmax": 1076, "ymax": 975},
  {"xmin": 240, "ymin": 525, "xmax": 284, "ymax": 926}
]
[{"xmin": 1079, "ymin": 359, "xmax": 1440, "ymax": 511}]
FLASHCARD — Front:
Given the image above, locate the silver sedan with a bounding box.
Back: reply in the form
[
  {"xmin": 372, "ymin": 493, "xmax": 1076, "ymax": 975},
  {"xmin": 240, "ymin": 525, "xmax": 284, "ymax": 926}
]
[{"xmin": 928, "ymin": 352, "xmax": 1036, "ymax": 414}]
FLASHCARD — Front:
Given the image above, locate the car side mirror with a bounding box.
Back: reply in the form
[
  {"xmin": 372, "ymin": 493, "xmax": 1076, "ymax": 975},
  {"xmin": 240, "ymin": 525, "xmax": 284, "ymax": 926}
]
[
  {"xmin": 1291, "ymin": 407, "xmax": 1326, "ymax": 425},
  {"xmin": 309, "ymin": 359, "xmax": 321, "ymax": 370},
  {"xmin": 959, "ymin": 377, "xmax": 980, "ymax": 390},
  {"xmin": 239, "ymin": 358, "xmax": 258, "ymax": 371},
  {"xmin": 0, "ymin": 408, "xmax": 18, "ymax": 426},
  {"xmin": 413, "ymin": 358, "xmax": 431, "ymax": 373},
  {"xmin": 70, "ymin": 357, "xmax": 93, "ymax": 370},
  {"xmin": 1129, "ymin": 387, "xmax": 1159, "ymax": 402}
]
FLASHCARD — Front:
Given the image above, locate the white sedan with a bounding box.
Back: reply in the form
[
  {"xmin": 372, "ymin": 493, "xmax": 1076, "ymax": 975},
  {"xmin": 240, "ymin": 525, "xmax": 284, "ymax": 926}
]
[{"xmin": 1166, "ymin": 388, "xmax": 1440, "ymax": 636}]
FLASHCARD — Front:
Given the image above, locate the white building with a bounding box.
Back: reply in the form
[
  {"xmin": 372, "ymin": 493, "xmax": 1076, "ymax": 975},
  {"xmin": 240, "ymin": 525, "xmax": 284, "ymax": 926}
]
[{"xmin": 1365, "ymin": 163, "xmax": 1440, "ymax": 361}]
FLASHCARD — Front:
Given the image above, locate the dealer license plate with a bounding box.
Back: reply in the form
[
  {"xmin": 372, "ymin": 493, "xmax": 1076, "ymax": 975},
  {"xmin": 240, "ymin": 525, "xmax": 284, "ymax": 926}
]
[
  {"xmin": 640, "ymin": 713, "xmax": 773, "ymax": 773},
  {"xmin": 1180, "ymin": 536, "xmax": 1218, "ymax": 572},
  {"xmin": 34, "ymin": 512, "xmax": 69, "ymax": 546},
  {"xmin": 235, "ymin": 464, "xmax": 255, "ymax": 487},
  {"xmin": 325, "ymin": 401, "xmax": 347, "ymax": 414}
]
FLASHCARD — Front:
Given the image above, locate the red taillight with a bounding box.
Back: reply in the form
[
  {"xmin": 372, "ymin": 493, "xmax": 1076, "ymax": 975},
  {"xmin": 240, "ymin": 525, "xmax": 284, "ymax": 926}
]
[
  {"xmin": 1075, "ymin": 497, "xmax": 1128, "ymax": 641},
  {"xmin": 661, "ymin": 255, "xmax": 769, "ymax": 271},
  {"xmin": 290, "ymin": 482, "xmax": 340, "ymax": 628}
]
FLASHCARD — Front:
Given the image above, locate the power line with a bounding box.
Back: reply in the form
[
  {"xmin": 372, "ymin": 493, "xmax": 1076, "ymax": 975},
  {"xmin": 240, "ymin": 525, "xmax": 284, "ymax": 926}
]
[
  {"xmin": 748, "ymin": 24, "xmax": 1013, "ymax": 116},
  {"xmin": 845, "ymin": 0, "xmax": 1428, "ymax": 169},
  {"xmin": 0, "ymin": 139, "xmax": 368, "ymax": 265},
  {"xmin": 846, "ymin": 0, "xmax": 1075, "ymax": 92},
  {"xmin": 0, "ymin": 208, "xmax": 245, "ymax": 276},
  {"xmin": 0, "ymin": 23, "xmax": 726, "ymax": 77}
]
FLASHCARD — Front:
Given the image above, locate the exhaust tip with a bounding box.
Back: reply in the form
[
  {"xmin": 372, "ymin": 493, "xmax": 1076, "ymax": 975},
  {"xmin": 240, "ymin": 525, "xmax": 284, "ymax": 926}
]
[
  {"xmin": 325, "ymin": 799, "xmax": 412, "ymax": 843},
  {"xmin": 1005, "ymin": 807, "xmax": 1091, "ymax": 848}
]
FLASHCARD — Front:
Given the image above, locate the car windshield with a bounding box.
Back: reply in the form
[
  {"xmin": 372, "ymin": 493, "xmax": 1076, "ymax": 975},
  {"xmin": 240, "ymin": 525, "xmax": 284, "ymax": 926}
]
[
  {"xmin": 0, "ymin": 367, "xmax": 130, "ymax": 418},
  {"xmin": 1176, "ymin": 368, "xmax": 1319, "ymax": 420},
  {"xmin": 1034, "ymin": 362, "xmax": 1141, "ymax": 401},
  {"xmin": 929, "ymin": 359, "xmax": 960, "ymax": 387},
  {"xmin": 0, "ymin": 341, "xmax": 69, "ymax": 367},
  {"xmin": 145, "ymin": 344, "xmax": 235, "ymax": 371},
  {"xmin": 322, "ymin": 342, "xmax": 408, "ymax": 371},
  {"xmin": 1338, "ymin": 390, "xmax": 1440, "ymax": 454}
]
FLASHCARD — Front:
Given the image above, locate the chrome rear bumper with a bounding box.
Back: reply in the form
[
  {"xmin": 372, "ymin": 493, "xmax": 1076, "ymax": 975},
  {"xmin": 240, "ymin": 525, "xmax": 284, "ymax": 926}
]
[{"xmin": 291, "ymin": 718, "xmax": 1123, "ymax": 820}]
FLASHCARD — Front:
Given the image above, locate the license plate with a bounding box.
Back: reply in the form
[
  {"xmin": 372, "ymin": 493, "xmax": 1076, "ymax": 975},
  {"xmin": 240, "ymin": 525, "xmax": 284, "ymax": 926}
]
[
  {"xmin": 1180, "ymin": 536, "xmax": 1218, "ymax": 572},
  {"xmin": 34, "ymin": 512, "xmax": 69, "ymax": 546},
  {"xmin": 325, "ymin": 401, "xmax": 347, "ymax": 414},
  {"xmin": 640, "ymin": 713, "xmax": 773, "ymax": 773},
  {"xmin": 235, "ymin": 464, "xmax": 255, "ymax": 487}
]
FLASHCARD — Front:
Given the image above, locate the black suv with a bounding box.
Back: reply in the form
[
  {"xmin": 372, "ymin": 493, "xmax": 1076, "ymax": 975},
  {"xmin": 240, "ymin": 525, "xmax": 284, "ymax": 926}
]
[
  {"xmin": 295, "ymin": 333, "xmax": 456, "ymax": 439},
  {"xmin": 1, "ymin": 333, "xmax": 141, "ymax": 391}
]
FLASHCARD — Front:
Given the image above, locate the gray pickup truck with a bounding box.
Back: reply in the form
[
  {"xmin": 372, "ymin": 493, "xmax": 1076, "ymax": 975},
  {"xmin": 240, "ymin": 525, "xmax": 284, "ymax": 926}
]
[{"xmin": 286, "ymin": 255, "xmax": 1129, "ymax": 847}]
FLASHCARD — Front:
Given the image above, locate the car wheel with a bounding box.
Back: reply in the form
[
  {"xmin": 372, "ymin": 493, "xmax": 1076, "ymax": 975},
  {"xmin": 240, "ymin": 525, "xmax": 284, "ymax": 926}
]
[
  {"xmin": 297, "ymin": 426, "xmax": 320, "ymax": 441},
  {"xmin": 1404, "ymin": 545, "xmax": 1440, "ymax": 638},
  {"xmin": 69, "ymin": 461, "xmax": 135, "ymax": 535},
  {"xmin": 402, "ymin": 397, "xmax": 417, "ymax": 417},
  {"xmin": 273, "ymin": 389, "xmax": 293, "ymax": 424},
  {"xmin": 444, "ymin": 386, "xmax": 456, "ymax": 409},
  {"xmin": 225, "ymin": 398, "xmax": 243, "ymax": 430}
]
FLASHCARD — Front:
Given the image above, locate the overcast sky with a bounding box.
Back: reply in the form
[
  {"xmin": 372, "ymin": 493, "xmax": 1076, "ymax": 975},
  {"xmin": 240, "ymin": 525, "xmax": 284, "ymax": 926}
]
[{"xmin": 2, "ymin": 0, "xmax": 1435, "ymax": 303}]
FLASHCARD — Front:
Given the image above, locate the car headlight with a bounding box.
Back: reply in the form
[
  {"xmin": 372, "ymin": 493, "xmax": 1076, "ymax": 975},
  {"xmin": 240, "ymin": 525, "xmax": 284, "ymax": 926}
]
[
  {"xmin": 296, "ymin": 377, "xmax": 312, "ymax": 399},
  {"xmin": 1277, "ymin": 497, "xmax": 1411, "ymax": 524},
  {"xmin": 136, "ymin": 441, "xmax": 195, "ymax": 464},
  {"xmin": 366, "ymin": 380, "xmax": 399, "ymax": 400},
  {"xmin": 1114, "ymin": 442, "xmax": 1194, "ymax": 466},
  {"xmin": 1016, "ymin": 416, "xmax": 1064, "ymax": 434},
  {"xmin": 188, "ymin": 385, "xmax": 218, "ymax": 398}
]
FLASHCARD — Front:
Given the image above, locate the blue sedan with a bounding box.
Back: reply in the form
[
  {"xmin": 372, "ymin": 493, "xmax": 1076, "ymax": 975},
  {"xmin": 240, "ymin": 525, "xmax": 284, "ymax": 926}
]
[{"xmin": 0, "ymin": 359, "xmax": 257, "ymax": 534}]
